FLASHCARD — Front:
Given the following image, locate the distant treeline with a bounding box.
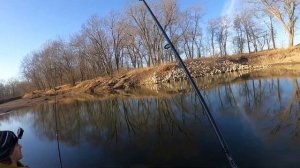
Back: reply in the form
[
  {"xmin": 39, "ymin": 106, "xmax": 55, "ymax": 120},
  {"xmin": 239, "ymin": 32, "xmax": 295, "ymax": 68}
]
[
  {"xmin": 0, "ymin": 80, "xmax": 26, "ymax": 102},
  {"xmin": 1, "ymin": 0, "xmax": 299, "ymax": 100}
]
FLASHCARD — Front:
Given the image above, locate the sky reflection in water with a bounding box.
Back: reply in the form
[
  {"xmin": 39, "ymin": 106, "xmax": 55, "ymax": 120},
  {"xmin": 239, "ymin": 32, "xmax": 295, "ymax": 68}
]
[{"xmin": 1, "ymin": 74, "xmax": 300, "ymax": 168}]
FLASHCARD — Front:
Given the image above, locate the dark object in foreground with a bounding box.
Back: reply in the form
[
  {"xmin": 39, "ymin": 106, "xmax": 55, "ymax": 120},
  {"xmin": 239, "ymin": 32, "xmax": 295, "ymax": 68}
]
[
  {"xmin": 17, "ymin": 128, "xmax": 24, "ymax": 139},
  {"xmin": 0, "ymin": 128, "xmax": 27, "ymax": 167}
]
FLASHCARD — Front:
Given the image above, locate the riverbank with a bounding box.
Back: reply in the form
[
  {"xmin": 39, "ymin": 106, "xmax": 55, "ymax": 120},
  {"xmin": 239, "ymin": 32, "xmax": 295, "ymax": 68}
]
[{"xmin": 1, "ymin": 46, "xmax": 300, "ymax": 113}]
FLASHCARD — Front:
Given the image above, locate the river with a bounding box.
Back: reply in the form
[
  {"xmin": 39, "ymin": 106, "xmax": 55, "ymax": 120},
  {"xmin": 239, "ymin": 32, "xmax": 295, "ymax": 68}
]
[{"xmin": 1, "ymin": 68, "xmax": 300, "ymax": 167}]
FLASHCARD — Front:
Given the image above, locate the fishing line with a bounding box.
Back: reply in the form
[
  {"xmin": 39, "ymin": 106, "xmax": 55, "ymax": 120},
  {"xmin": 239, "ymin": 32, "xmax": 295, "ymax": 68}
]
[{"xmin": 54, "ymin": 70, "xmax": 63, "ymax": 168}]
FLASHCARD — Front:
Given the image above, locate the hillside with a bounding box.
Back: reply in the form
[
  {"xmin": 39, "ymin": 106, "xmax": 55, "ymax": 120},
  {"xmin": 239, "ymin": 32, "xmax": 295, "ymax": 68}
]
[{"xmin": 1, "ymin": 46, "xmax": 300, "ymax": 113}]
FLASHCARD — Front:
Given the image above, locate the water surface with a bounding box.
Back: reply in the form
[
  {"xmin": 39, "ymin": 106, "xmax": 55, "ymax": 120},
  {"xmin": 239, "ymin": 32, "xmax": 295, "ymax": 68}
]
[{"xmin": 1, "ymin": 70, "xmax": 300, "ymax": 167}]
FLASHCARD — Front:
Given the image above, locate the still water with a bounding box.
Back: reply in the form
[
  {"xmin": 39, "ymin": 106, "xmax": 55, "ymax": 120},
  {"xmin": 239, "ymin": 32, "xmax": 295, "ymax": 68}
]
[{"xmin": 1, "ymin": 70, "xmax": 300, "ymax": 167}]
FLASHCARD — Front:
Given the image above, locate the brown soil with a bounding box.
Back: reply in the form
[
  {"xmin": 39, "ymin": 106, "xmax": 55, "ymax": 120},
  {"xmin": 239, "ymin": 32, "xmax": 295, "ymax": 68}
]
[{"xmin": 1, "ymin": 46, "xmax": 300, "ymax": 114}]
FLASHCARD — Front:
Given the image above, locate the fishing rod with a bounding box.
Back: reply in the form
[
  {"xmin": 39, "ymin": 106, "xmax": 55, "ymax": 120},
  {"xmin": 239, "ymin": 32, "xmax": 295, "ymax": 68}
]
[{"xmin": 139, "ymin": 0, "xmax": 238, "ymax": 167}]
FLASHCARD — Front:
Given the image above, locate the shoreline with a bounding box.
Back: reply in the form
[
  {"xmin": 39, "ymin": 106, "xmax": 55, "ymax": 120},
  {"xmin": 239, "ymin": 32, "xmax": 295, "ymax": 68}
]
[{"xmin": 1, "ymin": 46, "xmax": 300, "ymax": 114}]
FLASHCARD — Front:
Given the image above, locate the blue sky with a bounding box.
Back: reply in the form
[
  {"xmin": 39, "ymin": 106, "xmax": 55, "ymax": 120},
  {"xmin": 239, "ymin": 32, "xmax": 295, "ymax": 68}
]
[{"xmin": 0, "ymin": 0, "xmax": 264, "ymax": 81}]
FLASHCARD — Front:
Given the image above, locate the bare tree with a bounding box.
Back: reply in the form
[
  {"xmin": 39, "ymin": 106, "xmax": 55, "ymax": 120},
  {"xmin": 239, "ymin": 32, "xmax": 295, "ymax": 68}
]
[
  {"xmin": 207, "ymin": 19, "xmax": 218, "ymax": 56},
  {"xmin": 22, "ymin": 54, "xmax": 43, "ymax": 90},
  {"xmin": 233, "ymin": 13, "xmax": 245, "ymax": 53},
  {"xmin": 126, "ymin": 3, "xmax": 156, "ymax": 66},
  {"xmin": 123, "ymin": 19, "xmax": 147, "ymax": 68},
  {"xmin": 240, "ymin": 11, "xmax": 253, "ymax": 53},
  {"xmin": 181, "ymin": 7, "xmax": 203, "ymax": 59},
  {"xmin": 60, "ymin": 41, "xmax": 78, "ymax": 86},
  {"xmin": 216, "ymin": 16, "xmax": 230, "ymax": 56},
  {"xmin": 0, "ymin": 79, "xmax": 22, "ymax": 102},
  {"xmin": 69, "ymin": 34, "xmax": 90, "ymax": 81},
  {"xmin": 126, "ymin": 0, "xmax": 183, "ymax": 66},
  {"xmin": 237, "ymin": 9, "xmax": 267, "ymax": 53},
  {"xmin": 41, "ymin": 40, "xmax": 64, "ymax": 88},
  {"xmin": 256, "ymin": 14, "xmax": 277, "ymax": 49},
  {"xmin": 160, "ymin": 0, "xmax": 181, "ymax": 63},
  {"xmin": 82, "ymin": 15, "xmax": 113, "ymax": 76},
  {"xmin": 106, "ymin": 12, "xmax": 126, "ymax": 71},
  {"xmin": 265, "ymin": 15, "xmax": 277, "ymax": 49},
  {"xmin": 250, "ymin": 0, "xmax": 300, "ymax": 47}
]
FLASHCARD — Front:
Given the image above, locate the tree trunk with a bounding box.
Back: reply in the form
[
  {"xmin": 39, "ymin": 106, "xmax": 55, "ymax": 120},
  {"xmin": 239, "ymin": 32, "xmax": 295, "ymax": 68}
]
[
  {"xmin": 270, "ymin": 17, "xmax": 276, "ymax": 49},
  {"xmin": 288, "ymin": 27, "xmax": 294, "ymax": 47},
  {"xmin": 246, "ymin": 31, "xmax": 251, "ymax": 53},
  {"xmin": 211, "ymin": 34, "xmax": 215, "ymax": 56}
]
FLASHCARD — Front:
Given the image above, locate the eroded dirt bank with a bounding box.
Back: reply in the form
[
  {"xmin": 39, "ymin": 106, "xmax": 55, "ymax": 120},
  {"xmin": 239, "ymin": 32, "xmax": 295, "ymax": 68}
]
[{"xmin": 1, "ymin": 46, "xmax": 300, "ymax": 113}]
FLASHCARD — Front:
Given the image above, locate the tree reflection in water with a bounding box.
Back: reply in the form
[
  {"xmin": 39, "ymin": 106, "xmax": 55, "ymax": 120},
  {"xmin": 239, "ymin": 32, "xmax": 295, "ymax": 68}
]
[{"xmin": 1, "ymin": 73, "xmax": 300, "ymax": 167}]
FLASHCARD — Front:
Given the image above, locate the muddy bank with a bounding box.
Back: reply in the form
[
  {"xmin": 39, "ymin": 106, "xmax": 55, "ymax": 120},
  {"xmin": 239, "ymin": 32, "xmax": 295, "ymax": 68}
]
[
  {"xmin": 2, "ymin": 64, "xmax": 300, "ymax": 114},
  {"xmin": 1, "ymin": 46, "xmax": 300, "ymax": 114}
]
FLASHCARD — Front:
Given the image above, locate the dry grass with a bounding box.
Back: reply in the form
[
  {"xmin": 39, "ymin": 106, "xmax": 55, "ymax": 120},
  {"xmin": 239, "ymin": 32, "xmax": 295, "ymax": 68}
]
[
  {"xmin": 23, "ymin": 45, "xmax": 300, "ymax": 96},
  {"xmin": 2, "ymin": 46, "xmax": 300, "ymax": 114}
]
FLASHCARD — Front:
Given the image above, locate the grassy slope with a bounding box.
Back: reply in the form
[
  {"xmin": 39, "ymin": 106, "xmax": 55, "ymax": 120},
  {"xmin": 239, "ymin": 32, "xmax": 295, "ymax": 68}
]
[
  {"xmin": 1, "ymin": 46, "xmax": 300, "ymax": 113},
  {"xmin": 23, "ymin": 45, "xmax": 300, "ymax": 98}
]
